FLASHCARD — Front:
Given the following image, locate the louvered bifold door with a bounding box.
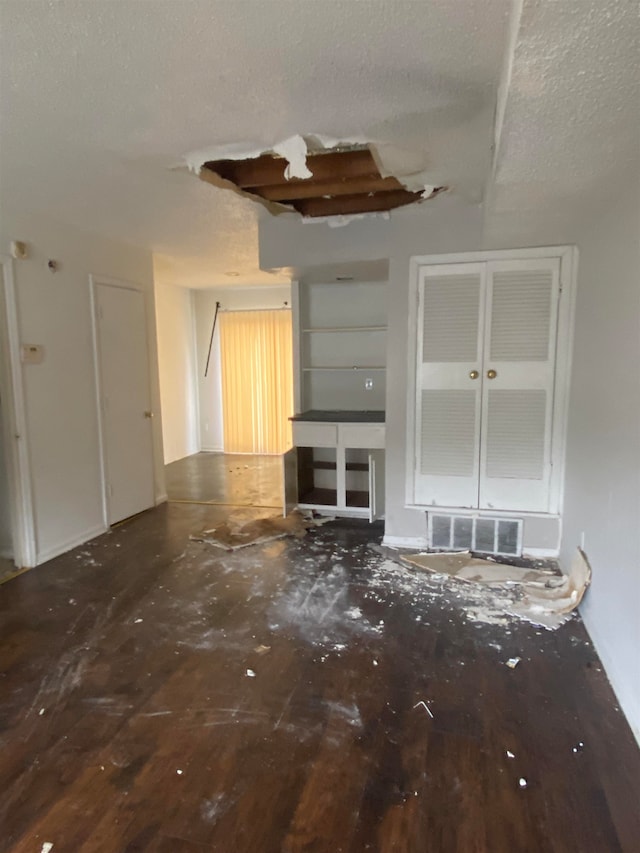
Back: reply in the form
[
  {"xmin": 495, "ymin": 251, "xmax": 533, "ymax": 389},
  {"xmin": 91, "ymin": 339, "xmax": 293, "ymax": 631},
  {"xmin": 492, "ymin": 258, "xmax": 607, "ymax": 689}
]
[
  {"xmin": 414, "ymin": 263, "xmax": 486, "ymax": 507},
  {"xmin": 479, "ymin": 259, "xmax": 560, "ymax": 512}
]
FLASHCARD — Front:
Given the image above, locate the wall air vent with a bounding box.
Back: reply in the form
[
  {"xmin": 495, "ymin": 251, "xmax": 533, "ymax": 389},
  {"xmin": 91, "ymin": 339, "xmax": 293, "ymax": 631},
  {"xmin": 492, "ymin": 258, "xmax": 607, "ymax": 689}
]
[{"xmin": 428, "ymin": 514, "xmax": 523, "ymax": 557}]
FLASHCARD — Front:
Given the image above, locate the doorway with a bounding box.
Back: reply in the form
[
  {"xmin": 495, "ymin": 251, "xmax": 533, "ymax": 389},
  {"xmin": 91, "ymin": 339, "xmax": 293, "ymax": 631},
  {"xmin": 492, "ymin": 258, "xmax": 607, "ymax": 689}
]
[
  {"xmin": 219, "ymin": 308, "xmax": 293, "ymax": 454},
  {"xmin": 92, "ymin": 278, "xmax": 156, "ymax": 525},
  {"xmin": 0, "ymin": 254, "xmax": 36, "ymax": 575},
  {"xmin": 0, "ymin": 387, "xmax": 14, "ymax": 580}
]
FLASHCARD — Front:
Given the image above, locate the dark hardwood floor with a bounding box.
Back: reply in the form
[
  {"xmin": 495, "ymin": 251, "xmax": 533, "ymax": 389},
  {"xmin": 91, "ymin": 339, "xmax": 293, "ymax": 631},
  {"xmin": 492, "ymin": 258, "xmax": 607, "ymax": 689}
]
[{"xmin": 1, "ymin": 494, "xmax": 639, "ymax": 851}]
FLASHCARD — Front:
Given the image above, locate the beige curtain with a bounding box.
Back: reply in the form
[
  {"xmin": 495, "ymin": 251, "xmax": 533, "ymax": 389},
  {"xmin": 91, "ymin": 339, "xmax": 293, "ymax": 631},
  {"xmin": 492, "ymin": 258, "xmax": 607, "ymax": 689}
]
[{"xmin": 219, "ymin": 309, "xmax": 293, "ymax": 454}]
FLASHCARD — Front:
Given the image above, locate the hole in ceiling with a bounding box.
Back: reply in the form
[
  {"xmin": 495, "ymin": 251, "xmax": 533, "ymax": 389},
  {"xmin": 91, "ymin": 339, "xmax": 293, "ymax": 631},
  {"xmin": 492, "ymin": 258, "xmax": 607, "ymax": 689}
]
[{"xmin": 198, "ymin": 145, "xmax": 446, "ymax": 219}]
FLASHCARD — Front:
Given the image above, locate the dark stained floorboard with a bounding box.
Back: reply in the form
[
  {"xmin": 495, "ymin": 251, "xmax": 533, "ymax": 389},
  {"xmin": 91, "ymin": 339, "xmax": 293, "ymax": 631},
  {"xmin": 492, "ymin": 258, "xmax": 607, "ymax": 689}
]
[{"xmin": 1, "ymin": 493, "xmax": 639, "ymax": 851}]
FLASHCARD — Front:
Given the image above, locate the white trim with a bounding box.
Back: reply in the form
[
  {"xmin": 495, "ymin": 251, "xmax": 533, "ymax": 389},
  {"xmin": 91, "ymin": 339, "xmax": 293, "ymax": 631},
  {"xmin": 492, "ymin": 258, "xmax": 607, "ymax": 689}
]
[
  {"xmin": 406, "ymin": 246, "xmax": 577, "ymax": 518},
  {"xmin": 382, "ymin": 535, "xmax": 429, "ymax": 549},
  {"xmin": 0, "ymin": 255, "xmax": 37, "ymax": 567},
  {"xmin": 36, "ymin": 523, "xmax": 107, "ymax": 565},
  {"xmin": 200, "ymin": 444, "xmax": 224, "ymax": 453},
  {"xmin": 406, "ymin": 505, "xmax": 560, "ymax": 520},
  {"xmin": 155, "ymin": 492, "xmax": 168, "ymax": 505},
  {"xmin": 89, "ymin": 276, "xmax": 109, "ymax": 529},
  {"xmin": 405, "ymin": 256, "xmax": 421, "ymax": 507},
  {"xmin": 90, "ymin": 274, "xmax": 157, "ymax": 527},
  {"xmin": 189, "ymin": 289, "xmax": 201, "ymax": 456},
  {"xmin": 549, "ymin": 245, "xmax": 578, "ymax": 520},
  {"xmin": 410, "ymin": 246, "xmax": 575, "ymax": 267},
  {"xmin": 291, "ymin": 280, "xmax": 302, "ymax": 413}
]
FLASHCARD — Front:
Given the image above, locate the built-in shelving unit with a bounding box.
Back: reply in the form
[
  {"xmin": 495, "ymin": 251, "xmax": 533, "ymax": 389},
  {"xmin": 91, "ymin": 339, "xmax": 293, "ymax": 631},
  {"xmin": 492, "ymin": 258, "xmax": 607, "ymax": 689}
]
[
  {"xmin": 286, "ymin": 418, "xmax": 386, "ymax": 520},
  {"xmin": 295, "ymin": 279, "xmax": 388, "ymax": 411}
]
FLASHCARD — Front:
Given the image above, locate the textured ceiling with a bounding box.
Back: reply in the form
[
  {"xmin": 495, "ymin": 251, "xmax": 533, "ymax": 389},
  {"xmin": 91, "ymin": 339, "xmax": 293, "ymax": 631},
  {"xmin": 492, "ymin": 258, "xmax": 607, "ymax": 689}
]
[
  {"xmin": 485, "ymin": 0, "xmax": 640, "ymax": 243},
  {"xmin": 0, "ymin": 1, "xmax": 637, "ymax": 287},
  {"xmin": 0, "ymin": 0, "xmax": 509, "ymax": 287}
]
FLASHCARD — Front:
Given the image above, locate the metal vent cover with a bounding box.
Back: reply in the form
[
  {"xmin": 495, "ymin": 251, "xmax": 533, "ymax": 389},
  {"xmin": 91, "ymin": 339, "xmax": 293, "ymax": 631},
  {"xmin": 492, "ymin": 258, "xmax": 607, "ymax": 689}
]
[{"xmin": 428, "ymin": 514, "xmax": 523, "ymax": 557}]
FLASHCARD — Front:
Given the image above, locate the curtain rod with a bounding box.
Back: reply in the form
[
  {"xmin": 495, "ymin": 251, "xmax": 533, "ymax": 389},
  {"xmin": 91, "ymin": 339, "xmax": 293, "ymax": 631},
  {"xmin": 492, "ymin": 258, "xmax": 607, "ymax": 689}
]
[{"xmin": 218, "ymin": 306, "xmax": 291, "ymax": 312}]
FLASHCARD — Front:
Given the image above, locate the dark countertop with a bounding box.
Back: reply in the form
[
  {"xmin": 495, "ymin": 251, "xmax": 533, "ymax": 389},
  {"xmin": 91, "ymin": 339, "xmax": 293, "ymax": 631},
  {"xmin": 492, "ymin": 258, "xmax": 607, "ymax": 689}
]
[{"xmin": 290, "ymin": 410, "xmax": 385, "ymax": 423}]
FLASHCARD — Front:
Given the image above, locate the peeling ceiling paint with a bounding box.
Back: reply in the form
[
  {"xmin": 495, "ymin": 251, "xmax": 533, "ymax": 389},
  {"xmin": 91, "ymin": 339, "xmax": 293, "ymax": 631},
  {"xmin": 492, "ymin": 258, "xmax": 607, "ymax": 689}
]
[
  {"xmin": 0, "ymin": 1, "xmax": 636, "ymax": 287},
  {"xmin": 0, "ymin": 0, "xmax": 509, "ymax": 287}
]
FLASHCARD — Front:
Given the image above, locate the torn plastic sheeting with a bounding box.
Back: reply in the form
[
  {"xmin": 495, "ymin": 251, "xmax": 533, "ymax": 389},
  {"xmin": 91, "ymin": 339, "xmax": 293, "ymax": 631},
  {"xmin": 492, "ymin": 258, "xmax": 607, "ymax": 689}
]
[{"xmin": 272, "ymin": 135, "xmax": 313, "ymax": 180}]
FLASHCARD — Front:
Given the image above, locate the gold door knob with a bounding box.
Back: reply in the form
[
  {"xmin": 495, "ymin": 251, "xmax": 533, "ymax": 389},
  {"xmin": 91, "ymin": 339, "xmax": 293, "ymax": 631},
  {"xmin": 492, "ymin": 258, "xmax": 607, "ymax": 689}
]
[
  {"xmin": 144, "ymin": 410, "xmax": 153, "ymax": 418},
  {"xmin": 487, "ymin": 369, "xmax": 497, "ymax": 379},
  {"xmin": 469, "ymin": 370, "xmax": 479, "ymax": 380}
]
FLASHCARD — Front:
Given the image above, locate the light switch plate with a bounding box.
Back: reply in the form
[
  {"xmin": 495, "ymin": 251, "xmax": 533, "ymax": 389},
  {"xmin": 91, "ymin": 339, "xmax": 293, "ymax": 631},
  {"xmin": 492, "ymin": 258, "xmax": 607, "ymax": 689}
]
[{"xmin": 21, "ymin": 344, "xmax": 44, "ymax": 364}]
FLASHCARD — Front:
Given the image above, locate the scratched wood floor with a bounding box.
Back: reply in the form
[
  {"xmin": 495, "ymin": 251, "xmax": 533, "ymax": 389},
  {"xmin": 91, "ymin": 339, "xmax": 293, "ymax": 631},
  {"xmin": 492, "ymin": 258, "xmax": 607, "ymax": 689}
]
[{"xmin": 1, "ymin": 465, "xmax": 639, "ymax": 851}]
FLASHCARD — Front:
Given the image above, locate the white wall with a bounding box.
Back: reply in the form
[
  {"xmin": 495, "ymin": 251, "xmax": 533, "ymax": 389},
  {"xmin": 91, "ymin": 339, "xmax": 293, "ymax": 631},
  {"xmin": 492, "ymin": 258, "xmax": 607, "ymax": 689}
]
[
  {"xmin": 261, "ymin": 188, "xmax": 640, "ymax": 738},
  {"xmin": 0, "ymin": 210, "xmax": 165, "ymax": 565},
  {"xmin": 193, "ymin": 285, "xmax": 291, "ymax": 452},
  {"xmin": 154, "ymin": 281, "xmax": 198, "ymax": 464},
  {"xmin": 261, "ymin": 198, "xmax": 484, "ymax": 543},
  {"xmin": 561, "ymin": 182, "xmax": 640, "ymax": 739}
]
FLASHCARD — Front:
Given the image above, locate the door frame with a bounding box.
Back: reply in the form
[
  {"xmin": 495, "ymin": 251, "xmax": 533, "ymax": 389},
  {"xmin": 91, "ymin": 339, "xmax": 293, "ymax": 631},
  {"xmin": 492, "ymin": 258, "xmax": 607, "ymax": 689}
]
[
  {"xmin": 406, "ymin": 245, "xmax": 578, "ymax": 517},
  {"xmin": 90, "ymin": 274, "xmax": 155, "ymax": 528},
  {"xmin": 0, "ymin": 254, "xmax": 37, "ymax": 567}
]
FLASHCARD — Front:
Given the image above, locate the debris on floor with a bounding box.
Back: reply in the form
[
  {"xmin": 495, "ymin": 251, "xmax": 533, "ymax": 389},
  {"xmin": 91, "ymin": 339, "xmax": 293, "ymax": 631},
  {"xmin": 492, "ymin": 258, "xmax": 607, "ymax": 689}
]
[
  {"xmin": 190, "ymin": 510, "xmax": 332, "ymax": 551},
  {"xmin": 395, "ymin": 548, "xmax": 591, "ymax": 631},
  {"xmin": 506, "ymin": 657, "xmax": 521, "ymax": 669}
]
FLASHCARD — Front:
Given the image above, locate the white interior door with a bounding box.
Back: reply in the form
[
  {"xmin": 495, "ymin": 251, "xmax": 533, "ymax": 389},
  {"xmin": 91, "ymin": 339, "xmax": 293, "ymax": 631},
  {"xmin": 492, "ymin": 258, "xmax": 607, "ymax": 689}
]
[
  {"xmin": 414, "ymin": 263, "xmax": 486, "ymax": 507},
  {"xmin": 479, "ymin": 259, "xmax": 560, "ymax": 512},
  {"xmin": 94, "ymin": 282, "xmax": 155, "ymax": 525},
  {"xmin": 0, "ymin": 390, "xmax": 13, "ymax": 560}
]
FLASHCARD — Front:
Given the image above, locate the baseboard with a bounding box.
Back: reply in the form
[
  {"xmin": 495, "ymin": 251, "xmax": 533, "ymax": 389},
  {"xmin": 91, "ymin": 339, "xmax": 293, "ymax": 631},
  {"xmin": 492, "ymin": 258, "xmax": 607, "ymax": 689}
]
[
  {"xmin": 200, "ymin": 444, "xmax": 223, "ymax": 453},
  {"xmin": 382, "ymin": 535, "xmax": 428, "ymax": 549},
  {"xmin": 36, "ymin": 523, "xmax": 108, "ymax": 565},
  {"xmin": 155, "ymin": 493, "xmax": 168, "ymax": 505},
  {"xmin": 522, "ymin": 547, "xmax": 559, "ymax": 559}
]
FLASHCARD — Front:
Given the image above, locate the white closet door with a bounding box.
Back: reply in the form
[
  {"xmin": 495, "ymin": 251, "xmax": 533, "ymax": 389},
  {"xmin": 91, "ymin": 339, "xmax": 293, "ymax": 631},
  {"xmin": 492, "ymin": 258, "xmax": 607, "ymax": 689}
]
[
  {"xmin": 414, "ymin": 263, "xmax": 486, "ymax": 507},
  {"xmin": 479, "ymin": 259, "xmax": 560, "ymax": 512}
]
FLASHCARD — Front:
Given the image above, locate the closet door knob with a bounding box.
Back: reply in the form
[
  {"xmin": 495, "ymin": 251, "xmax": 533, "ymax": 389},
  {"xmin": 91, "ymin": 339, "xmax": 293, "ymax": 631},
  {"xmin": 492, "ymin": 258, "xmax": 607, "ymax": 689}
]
[
  {"xmin": 487, "ymin": 369, "xmax": 497, "ymax": 379},
  {"xmin": 469, "ymin": 370, "xmax": 479, "ymax": 380}
]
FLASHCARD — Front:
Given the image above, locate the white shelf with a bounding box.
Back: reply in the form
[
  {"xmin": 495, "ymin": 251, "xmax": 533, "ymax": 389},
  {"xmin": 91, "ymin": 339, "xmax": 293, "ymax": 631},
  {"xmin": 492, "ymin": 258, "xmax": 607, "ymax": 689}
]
[
  {"xmin": 303, "ymin": 366, "xmax": 386, "ymax": 372},
  {"xmin": 303, "ymin": 326, "xmax": 387, "ymax": 333}
]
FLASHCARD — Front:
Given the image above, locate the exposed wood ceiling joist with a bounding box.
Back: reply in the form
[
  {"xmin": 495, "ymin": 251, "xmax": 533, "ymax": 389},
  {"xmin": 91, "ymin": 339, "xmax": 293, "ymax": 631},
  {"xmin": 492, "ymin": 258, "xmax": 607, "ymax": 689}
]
[{"xmin": 200, "ymin": 148, "xmax": 445, "ymax": 218}]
